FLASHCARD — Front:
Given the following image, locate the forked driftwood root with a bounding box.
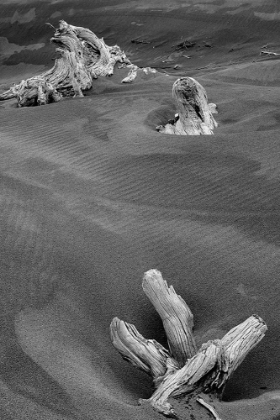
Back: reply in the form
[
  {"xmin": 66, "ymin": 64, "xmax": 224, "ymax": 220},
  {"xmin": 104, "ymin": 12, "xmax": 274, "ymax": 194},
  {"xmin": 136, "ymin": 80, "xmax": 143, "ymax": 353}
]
[
  {"xmin": 0, "ymin": 20, "xmax": 135, "ymax": 107},
  {"xmin": 110, "ymin": 269, "xmax": 267, "ymax": 418},
  {"xmin": 157, "ymin": 77, "xmax": 218, "ymax": 135}
]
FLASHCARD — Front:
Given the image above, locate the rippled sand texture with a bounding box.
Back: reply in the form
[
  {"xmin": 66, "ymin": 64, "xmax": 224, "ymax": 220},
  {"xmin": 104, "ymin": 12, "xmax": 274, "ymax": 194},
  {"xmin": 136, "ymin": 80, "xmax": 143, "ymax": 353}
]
[{"xmin": 1, "ymin": 1, "xmax": 280, "ymax": 420}]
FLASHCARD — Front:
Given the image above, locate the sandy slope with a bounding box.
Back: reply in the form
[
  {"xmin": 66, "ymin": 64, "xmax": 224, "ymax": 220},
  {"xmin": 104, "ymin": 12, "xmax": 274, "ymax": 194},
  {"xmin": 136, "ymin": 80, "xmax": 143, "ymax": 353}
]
[{"xmin": 1, "ymin": 1, "xmax": 280, "ymax": 420}]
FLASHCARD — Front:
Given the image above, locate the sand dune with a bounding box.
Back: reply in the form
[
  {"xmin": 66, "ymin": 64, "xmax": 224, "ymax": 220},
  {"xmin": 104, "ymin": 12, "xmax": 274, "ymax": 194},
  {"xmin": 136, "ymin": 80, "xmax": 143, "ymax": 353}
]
[{"xmin": 1, "ymin": 1, "xmax": 280, "ymax": 419}]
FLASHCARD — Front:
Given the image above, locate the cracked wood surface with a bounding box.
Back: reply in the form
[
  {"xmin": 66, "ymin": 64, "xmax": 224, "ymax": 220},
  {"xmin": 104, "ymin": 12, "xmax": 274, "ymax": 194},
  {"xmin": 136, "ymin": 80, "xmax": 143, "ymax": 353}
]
[
  {"xmin": 110, "ymin": 269, "xmax": 267, "ymax": 418},
  {"xmin": 142, "ymin": 269, "xmax": 197, "ymax": 366},
  {"xmin": 0, "ymin": 20, "xmax": 131, "ymax": 107},
  {"xmin": 157, "ymin": 77, "xmax": 218, "ymax": 135}
]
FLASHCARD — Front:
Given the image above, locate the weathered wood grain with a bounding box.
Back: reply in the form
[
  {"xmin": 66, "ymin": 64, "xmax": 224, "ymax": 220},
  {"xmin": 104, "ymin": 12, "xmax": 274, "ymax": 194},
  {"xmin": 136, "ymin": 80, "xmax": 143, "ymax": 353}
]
[
  {"xmin": 0, "ymin": 20, "xmax": 131, "ymax": 106},
  {"xmin": 110, "ymin": 269, "xmax": 267, "ymax": 418},
  {"xmin": 157, "ymin": 77, "xmax": 218, "ymax": 135}
]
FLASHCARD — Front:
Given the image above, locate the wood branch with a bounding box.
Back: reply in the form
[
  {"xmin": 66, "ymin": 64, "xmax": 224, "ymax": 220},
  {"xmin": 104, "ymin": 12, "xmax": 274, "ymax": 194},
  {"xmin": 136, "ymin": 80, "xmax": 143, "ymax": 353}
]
[
  {"xmin": 196, "ymin": 397, "xmax": 222, "ymax": 420},
  {"xmin": 260, "ymin": 50, "xmax": 279, "ymax": 56},
  {"xmin": 144, "ymin": 340, "xmax": 223, "ymax": 416},
  {"xmin": 219, "ymin": 314, "xmax": 267, "ymax": 386},
  {"xmin": 142, "ymin": 269, "xmax": 197, "ymax": 366},
  {"xmin": 110, "ymin": 269, "xmax": 267, "ymax": 418},
  {"xmin": 156, "ymin": 77, "xmax": 218, "ymax": 135},
  {"xmin": 0, "ymin": 20, "xmax": 132, "ymax": 107},
  {"xmin": 110, "ymin": 317, "xmax": 178, "ymax": 385},
  {"xmin": 145, "ymin": 315, "xmax": 267, "ymax": 416}
]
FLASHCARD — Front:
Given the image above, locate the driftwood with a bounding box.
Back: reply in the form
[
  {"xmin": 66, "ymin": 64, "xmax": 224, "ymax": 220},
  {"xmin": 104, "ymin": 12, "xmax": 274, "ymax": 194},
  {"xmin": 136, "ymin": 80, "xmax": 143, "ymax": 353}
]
[
  {"xmin": 157, "ymin": 77, "xmax": 218, "ymax": 135},
  {"xmin": 121, "ymin": 64, "xmax": 138, "ymax": 83},
  {"xmin": 260, "ymin": 50, "xmax": 279, "ymax": 56},
  {"xmin": 0, "ymin": 20, "xmax": 133, "ymax": 107},
  {"xmin": 196, "ymin": 397, "xmax": 222, "ymax": 420},
  {"xmin": 110, "ymin": 269, "xmax": 267, "ymax": 418}
]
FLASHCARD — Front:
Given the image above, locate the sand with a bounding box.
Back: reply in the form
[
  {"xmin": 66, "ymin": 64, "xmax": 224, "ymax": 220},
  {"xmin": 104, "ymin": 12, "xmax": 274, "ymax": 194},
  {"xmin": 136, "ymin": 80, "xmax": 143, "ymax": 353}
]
[{"xmin": 1, "ymin": 1, "xmax": 280, "ymax": 419}]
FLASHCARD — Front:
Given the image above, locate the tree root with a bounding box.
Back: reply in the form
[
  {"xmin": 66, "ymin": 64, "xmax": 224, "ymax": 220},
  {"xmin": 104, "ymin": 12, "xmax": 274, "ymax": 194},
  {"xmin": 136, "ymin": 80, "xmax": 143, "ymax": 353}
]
[{"xmin": 0, "ymin": 20, "xmax": 133, "ymax": 107}]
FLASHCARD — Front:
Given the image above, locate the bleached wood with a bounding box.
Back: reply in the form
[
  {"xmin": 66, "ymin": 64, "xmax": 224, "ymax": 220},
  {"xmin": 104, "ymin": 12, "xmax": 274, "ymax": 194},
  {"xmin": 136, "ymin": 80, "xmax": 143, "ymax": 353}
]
[
  {"xmin": 157, "ymin": 77, "xmax": 218, "ymax": 135},
  {"xmin": 121, "ymin": 65, "xmax": 138, "ymax": 83},
  {"xmin": 121, "ymin": 65, "xmax": 157, "ymax": 83},
  {"xmin": 0, "ymin": 20, "xmax": 131, "ymax": 106},
  {"xmin": 110, "ymin": 270, "xmax": 267, "ymax": 418},
  {"xmin": 197, "ymin": 397, "xmax": 222, "ymax": 420},
  {"xmin": 220, "ymin": 314, "xmax": 267, "ymax": 386},
  {"xmin": 145, "ymin": 340, "xmax": 222, "ymax": 416},
  {"xmin": 209, "ymin": 102, "xmax": 218, "ymax": 114},
  {"xmin": 110, "ymin": 317, "xmax": 178, "ymax": 385},
  {"xmin": 142, "ymin": 269, "xmax": 197, "ymax": 366},
  {"xmin": 145, "ymin": 315, "xmax": 267, "ymax": 416}
]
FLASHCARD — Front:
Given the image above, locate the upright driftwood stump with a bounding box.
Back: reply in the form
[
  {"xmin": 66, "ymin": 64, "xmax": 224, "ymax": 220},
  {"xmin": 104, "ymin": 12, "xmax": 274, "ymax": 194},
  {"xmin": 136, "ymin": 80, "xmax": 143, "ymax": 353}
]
[
  {"xmin": 0, "ymin": 20, "xmax": 135, "ymax": 107},
  {"xmin": 110, "ymin": 269, "xmax": 267, "ymax": 418},
  {"xmin": 157, "ymin": 77, "xmax": 218, "ymax": 135}
]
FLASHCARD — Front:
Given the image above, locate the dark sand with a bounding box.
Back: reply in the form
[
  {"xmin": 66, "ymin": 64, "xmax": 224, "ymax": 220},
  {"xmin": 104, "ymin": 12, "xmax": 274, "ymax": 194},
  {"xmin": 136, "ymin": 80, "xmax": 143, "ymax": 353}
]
[{"xmin": 1, "ymin": 1, "xmax": 280, "ymax": 419}]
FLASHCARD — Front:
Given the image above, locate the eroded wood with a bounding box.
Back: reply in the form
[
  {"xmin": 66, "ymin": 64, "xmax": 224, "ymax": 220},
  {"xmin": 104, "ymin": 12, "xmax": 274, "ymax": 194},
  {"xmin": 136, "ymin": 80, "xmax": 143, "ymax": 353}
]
[
  {"xmin": 145, "ymin": 315, "xmax": 267, "ymax": 416},
  {"xmin": 110, "ymin": 269, "xmax": 267, "ymax": 418},
  {"xmin": 142, "ymin": 269, "xmax": 197, "ymax": 366},
  {"xmin": 157, "ymin": 77, "xmax": 218, "ymax": 135},
  {"xmin": 110, "ymin": 317, "xmax": 178, "ymax": 385},
  {"xmin": 0, "ymin": 20, "xmax": 132, "ymax": 106},
  {"xmin": 220, "ymin": 314, "xmax": 267, "ymax": 384}
]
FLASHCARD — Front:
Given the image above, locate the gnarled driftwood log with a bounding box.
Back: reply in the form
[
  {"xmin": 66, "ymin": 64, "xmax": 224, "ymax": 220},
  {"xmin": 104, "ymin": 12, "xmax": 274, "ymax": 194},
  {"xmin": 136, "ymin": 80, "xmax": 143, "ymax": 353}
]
[
  {"xmin": 110, "ymin": 269, "xmax": 267, "ymax": 418},
  {"xmin": 157, "ymin": 77, "xmax": 218, "ymax": 135},
  {"xmin": 0, "ymin": 20, "xmax": 133, "ymax": 107}
]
